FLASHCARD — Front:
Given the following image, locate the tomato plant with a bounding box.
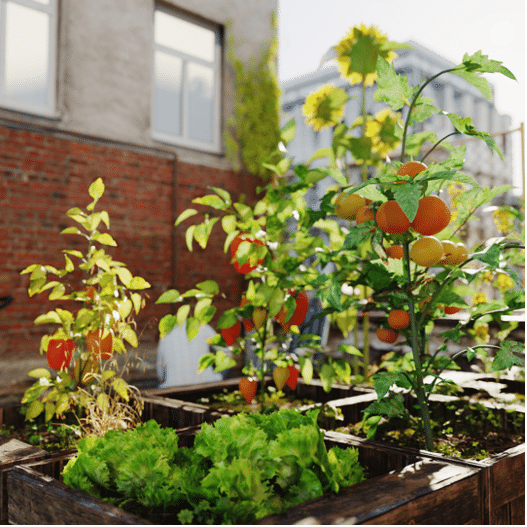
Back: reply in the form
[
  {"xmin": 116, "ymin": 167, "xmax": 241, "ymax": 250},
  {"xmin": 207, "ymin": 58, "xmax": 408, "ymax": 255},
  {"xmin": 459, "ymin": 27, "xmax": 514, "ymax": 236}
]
[{"xmin": 298, "ymin": 48, "xmax": 523, "ymax": 451}]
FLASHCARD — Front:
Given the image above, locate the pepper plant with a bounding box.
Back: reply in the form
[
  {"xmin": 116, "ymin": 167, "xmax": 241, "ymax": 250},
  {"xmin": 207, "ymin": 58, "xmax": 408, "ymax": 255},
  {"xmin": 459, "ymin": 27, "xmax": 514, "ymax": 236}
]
[
  {"xmin": 157, "ymin": 121, "xmax": 362, "ymax": 400},
  {"xmin": 20, "ymin": 178, "xmax": 151, "ymax": 423},
  {"xmin": 301, "ymin": 50, "xmax": 524, "ymax": 451}
]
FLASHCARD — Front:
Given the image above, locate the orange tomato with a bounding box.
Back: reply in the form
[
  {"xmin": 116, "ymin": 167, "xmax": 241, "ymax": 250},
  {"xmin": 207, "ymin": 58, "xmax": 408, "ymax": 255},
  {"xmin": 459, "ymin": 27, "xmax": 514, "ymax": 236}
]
[
  {"xmin": 386, "ymin": 245, "xmax": 404, "ymax": 259},
  {"xmin": 411, "ymin": 195, "xmax": 451, "ymax": 236},
  {"xmin": 376, "ymin": 328, "xmax": 399, "ymax": 344},
  {"xmin": 376, "ymin": 200, "xmax": 410, "ymax": 234},
  {"xmin": 387, "ymin": 310, "xmax": 410, "ymax": 330}
]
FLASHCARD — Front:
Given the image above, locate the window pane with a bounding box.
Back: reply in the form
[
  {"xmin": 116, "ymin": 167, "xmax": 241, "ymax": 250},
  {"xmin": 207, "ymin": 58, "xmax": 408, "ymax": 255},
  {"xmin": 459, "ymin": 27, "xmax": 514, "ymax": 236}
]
[
  {"xmin": 153, "ymin": 50, "xmax": 183, "ymax": 137},
  {"xmin": 187, "ymin": 62, "xmax": 214, "ymax": 143},
  {"xmin": 155, "ymin": 10, "xmax": 215, "ymax": 62},
  {"xmin": 4, "ymin": 1, "xmax": 49, "ymax": 107}
]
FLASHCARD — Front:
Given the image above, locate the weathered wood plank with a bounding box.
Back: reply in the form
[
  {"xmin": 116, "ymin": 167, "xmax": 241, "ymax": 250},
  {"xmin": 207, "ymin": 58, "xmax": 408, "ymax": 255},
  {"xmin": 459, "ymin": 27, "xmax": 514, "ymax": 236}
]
[
  {"xmin": 0, "ymin": 434, "xmax": 47, "ymax": 524},
  {"xmin": 260, "ymin": 460, "xmax": 480, "ymax": 524},
  {"xmin": 8, "ymin": 465, "xmax": 150, "ymax": 525}
]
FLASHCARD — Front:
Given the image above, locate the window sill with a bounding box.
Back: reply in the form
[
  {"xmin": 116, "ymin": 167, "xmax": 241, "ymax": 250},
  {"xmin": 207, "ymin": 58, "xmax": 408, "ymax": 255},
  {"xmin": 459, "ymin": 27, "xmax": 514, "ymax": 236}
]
[{"xmin": 152, "ymin": 130, "xmax": 222, "ymax": 155}]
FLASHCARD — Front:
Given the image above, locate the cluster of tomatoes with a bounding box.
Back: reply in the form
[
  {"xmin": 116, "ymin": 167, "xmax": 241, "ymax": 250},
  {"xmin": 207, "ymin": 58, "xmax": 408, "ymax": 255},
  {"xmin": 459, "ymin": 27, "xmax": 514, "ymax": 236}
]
[{"xmin": 335, "ymin": 161, "xmax": 468, "ymax": 345}]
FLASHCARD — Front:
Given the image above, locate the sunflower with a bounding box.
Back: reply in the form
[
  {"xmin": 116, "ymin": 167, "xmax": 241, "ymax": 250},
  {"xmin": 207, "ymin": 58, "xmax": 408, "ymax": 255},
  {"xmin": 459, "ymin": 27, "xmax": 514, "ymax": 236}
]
[
  {"xmin": 302, "ymin": 83, "xmax": 349, "ymax": 131},
  {"xmin": 335, "ymin": 24, "xmax": 399, "ymax": 86},
  {"xmin": 365, "ymin": 108, "xmax": 402, "ymax": 156}
]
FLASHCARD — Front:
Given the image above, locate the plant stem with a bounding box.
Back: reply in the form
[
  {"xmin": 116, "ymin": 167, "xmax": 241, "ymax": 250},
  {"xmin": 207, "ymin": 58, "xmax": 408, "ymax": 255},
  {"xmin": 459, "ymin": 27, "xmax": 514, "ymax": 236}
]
[
  {"xmin": 421, "ymin": 132, "xmax": 461, "ymax": 163},
  {"xmin": 359, "ymin": 80, "xmax": 371, "ymax": 378},
  {"xmin": 403, "ymin": 241, "xmax": 434, "ymax": 451},
  {"xmin": 401, "ymin": 67, "xmax": 460, "ymax": 162}
]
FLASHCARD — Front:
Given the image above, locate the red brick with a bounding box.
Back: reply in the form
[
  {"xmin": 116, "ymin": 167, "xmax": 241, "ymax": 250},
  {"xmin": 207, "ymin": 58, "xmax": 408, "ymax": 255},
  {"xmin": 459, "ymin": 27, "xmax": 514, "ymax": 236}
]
[{"xmin": 0, "ymin": 124, "xmax": 258, "ymax": 355}]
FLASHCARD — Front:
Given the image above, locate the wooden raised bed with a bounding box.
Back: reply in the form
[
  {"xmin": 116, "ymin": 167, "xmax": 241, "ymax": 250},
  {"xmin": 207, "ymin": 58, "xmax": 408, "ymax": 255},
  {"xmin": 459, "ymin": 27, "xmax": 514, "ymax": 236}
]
[
  {"xmin": 7, "ymin": 429, "xmax": 483, "ymax": 525},
  {"xmin": 0, "ymin": 433, "xmax": 48, "ymax": 524},
  {"xmin": 143, "ymin": 376, "xmax": 372, "ymax": 405},
  {"xmin": 316, "ymin": 392, "xmax": 526, "ymax": 525}
]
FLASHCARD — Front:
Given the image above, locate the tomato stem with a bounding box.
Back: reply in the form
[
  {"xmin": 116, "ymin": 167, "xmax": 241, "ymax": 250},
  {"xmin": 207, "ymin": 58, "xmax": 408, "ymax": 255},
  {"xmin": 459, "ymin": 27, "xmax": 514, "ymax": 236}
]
[
  {"xmin": 403, "ymin": 241, "xmax": 434, "ymax": 451},
  {"xmin": 401, "ymin": 67, "xmax": 460, "ymax": 162}
]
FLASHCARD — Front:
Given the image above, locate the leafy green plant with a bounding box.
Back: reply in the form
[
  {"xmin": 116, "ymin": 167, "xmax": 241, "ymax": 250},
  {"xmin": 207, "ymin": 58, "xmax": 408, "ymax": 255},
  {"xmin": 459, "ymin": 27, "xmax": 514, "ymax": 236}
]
[
  {"xmin": 20, "ymin": 178, "xmax": 151, "ymax": 424},
  {"xmin": 223, "ymin": 13, "xmax": 282, "ymax": 179},
  {"xmin": 62, "ymin": 409, "xmax": 364, "ymax": 524},
  {"xmin": 299, "ymin": 48, "xmax": 523, "ymax": 451},
  {"xmin": 157, "ymin": 120, "xmax": 361, "ymax": 397}
]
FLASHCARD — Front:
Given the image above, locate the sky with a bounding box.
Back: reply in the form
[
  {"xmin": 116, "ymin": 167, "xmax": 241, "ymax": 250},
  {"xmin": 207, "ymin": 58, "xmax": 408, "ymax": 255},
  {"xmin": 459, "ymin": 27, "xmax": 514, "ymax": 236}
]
[{"xmin": 277, "ymin": 0, "xmax": 525, "ymax": 193}]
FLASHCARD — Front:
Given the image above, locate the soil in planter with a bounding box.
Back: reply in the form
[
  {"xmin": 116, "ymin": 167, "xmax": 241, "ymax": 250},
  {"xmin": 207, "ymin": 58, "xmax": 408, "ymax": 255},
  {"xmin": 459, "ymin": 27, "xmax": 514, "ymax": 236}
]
[
  {"xmin": 196, "ymin": 386, "xmax": 344, "ymax": 424},
  {"xmin": 334, "ymin": 398, "xmax": 525, "ymax": 460},
  {"xmin": 0, "ymin": 419, "xmax": 80, "ymax": 453}
]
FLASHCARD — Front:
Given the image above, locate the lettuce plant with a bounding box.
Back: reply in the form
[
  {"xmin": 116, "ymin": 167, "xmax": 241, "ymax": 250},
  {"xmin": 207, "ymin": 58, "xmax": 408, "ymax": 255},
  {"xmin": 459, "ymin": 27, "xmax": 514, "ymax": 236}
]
[{"xmin": 63, "ymin": 409, "xmax": 364, "ymax": 524}]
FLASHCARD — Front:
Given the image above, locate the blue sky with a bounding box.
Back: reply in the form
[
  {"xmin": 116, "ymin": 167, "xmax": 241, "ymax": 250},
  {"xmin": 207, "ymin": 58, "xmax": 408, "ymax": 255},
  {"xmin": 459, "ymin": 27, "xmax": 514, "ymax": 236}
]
[{"xmin": 277, "ymin": 0, "xmax": 525, "ymax": 192}]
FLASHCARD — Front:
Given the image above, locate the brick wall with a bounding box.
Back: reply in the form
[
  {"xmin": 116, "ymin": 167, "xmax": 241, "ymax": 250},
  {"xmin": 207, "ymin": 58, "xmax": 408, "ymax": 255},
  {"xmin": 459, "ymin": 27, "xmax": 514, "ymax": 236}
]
[{"xmin": 0, "ymin": 124, "xmax": 255, "ymax": 356}]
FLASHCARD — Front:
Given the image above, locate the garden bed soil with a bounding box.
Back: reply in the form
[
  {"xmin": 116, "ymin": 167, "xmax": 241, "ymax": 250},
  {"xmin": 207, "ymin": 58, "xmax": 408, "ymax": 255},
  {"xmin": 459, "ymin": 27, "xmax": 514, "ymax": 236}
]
[
  {"xmin": 317, "ymin": 392, "xmax": 525, "ymax": 525},
  {"xmin": 7, "ymin": 430, "xmax": 484, "ymax": 525},
  {"xmin": 141, "ymin": 376, "xmax": 373, "ymax": 425}
]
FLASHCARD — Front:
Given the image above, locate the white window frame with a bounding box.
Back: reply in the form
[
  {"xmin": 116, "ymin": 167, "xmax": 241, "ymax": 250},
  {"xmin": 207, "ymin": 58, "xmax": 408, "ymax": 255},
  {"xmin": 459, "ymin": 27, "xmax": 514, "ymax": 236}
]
[
  {"xmin": 0, "ymin": 0, "xmax": 58, "ymax": 118},
  {"xmin": 151, "ymin": 5, "xmax": 222, "ymax": 154}
]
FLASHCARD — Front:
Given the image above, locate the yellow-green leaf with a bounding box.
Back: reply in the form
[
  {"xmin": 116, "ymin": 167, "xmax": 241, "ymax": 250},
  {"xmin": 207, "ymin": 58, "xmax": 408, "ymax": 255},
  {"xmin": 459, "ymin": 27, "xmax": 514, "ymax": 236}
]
[
  {"xmin": 44, "ymin": 401, "xmax": 56, "ymax": 422},
  {"xmin": 94, "ymin": 232, "xmax": 118, "ymax": 247},
  {"xmin": 156, "ymin": 289, "xmax": 181, "ymax": 304},
  {"xmin": 28, "ymin": 368, "xmax": 51, "ymax": 379},
  {"xmin": 177, "ymin": 304, "xmax": 191, "ymax": 327},
  {"xmin": 112, "ymin": 377, "xmax": 129, "ymax": 401},
  {"xmin": 49, "ymin": 283, "xmax": 66, "ymax": 301},
  {"xmin": 25, "ymin": 400, "xmax": 44, "ymax": 421},
  {"xmin": 55, "ymin": 392, "xmax": 71, "ymax": 415},
  {"xmin": 97, "ymin": 392, "xmax": 110, "ymax": 411},
  {"xmin": 175, "ymin": 208, "xmax": 198, "ymax": 226},
  {"xmin": 221, "ymin": 214, "xmax": 237, "ymax": 234},
  {"xmin": 121, "ymin": 326, "xmax": 138, "ymax": 348},
  {"xmin": 116, "ymin": 267, "xmax": 133, "ymax": 287},
  {"xmin": 301, "ymin": 358, "xmax": 313, "ymax": 385},
  {"xmin": 196, "ymin": 280, "xmax": 219, "ymax": 295},
  {"xmin": 89, "ymin": 178, "xmax": 105, "ymax": 201},
  {"xmin": 64, "ymin": 254, "xmax": 75, "ymax": 273},
  {"xmin": 118, "ymin": 298, "xmax": 133, "ymax": 320},
  {"xmin": 186, "ymin": 224, "xmax": 196, "ymax": 252},
  {"xmin": 129, "ymin": 276, "xmax": 151, "ymax": 290},
  {"xmin": 102, "ymin": 370, "xmax": 116, "ymax": 380},
  {"xmin": 131, "ymin": 293, "xmax": 143, "ymax": 313},
  {"xmin": 186, "ymin": 316, "xmax": 200, "ymax": 342}
]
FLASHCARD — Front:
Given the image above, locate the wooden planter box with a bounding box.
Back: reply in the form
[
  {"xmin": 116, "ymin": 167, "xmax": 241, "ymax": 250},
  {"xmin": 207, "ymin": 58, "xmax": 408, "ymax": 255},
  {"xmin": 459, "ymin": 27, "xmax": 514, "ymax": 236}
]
[
  {"xmin": 141, "ymin": 376, "xmax": 373, "ymax": 429},
  {"xmin": 314, "ymin": 392, "xmax": 526, "ymax": 525},
  {"xmin": 7, "ymin": 429, "xmax": 483, "ymax": 525},
  {"xmin": 0, "ymin": 394, "xmax": 209, "ymax": 524},
  {"xmin": 0, "ymin": 433, "xmax": 48, "ymax": 524}
]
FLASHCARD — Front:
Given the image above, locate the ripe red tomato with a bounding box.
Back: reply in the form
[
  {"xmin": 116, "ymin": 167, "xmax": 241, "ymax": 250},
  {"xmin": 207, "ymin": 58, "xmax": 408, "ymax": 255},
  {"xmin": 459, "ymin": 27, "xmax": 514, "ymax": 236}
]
[
  {"xmin": 220, "ymin": 320, "xmax": 241, "ymax": 346},
  {"xmin": 286, "ymin": 365, "xmax": 300, "ymax": 390},
  {"xmin": 230, "ymin": 235, "xmax": 265, "ymax": 274},
  {"xmin": 239, "ymin": 377, "xmax": 257, "ymax": 404},
  {"xmin": 86, "ymin": 329, "xmax": 114, "ymax": 360},
  {"xmin": 47, "ymin": 339, "xmax": 75, "ymax": 370}
]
